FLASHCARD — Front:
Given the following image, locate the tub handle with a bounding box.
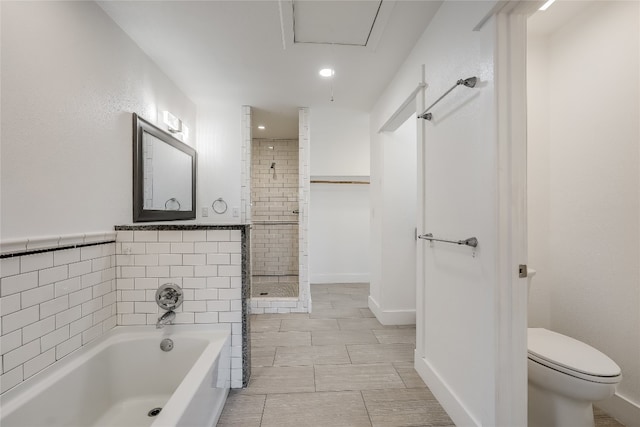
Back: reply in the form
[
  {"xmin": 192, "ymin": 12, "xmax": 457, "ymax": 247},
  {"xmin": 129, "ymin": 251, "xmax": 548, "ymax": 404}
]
[{"xmin": 156, "ymin": 283, "xmax": 183, "ymax": 310}]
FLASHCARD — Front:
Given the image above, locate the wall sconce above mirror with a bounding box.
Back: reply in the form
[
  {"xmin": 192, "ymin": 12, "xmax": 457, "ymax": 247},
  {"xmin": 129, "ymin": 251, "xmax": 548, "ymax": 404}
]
[
  {"xmin": 133, "ymin": 113, "xmax": 196, "ymax": 222},
  {"xmin": 162, "ymin": 110, "xmax": 183, "ymax": 134}
]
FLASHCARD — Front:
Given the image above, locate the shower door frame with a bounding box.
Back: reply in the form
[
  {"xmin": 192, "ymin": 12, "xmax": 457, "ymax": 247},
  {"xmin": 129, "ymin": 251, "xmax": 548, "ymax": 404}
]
[{"xmin": 241, "ymin": 106, "xmax": 311, "ymax": 312}]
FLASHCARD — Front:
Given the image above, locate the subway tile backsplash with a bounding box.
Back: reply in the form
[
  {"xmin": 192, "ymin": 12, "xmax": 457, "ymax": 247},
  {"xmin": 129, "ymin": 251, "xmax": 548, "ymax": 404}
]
[
  {"xmin": 1, "ymin": 225, "xmax": 250, "ymax": 394},
  {"xmin": 0, "ymin": 243, "xmax": 117, "ymax": 393},
  {"xmin": 115, "ymin": 226, "xmax": 248, "ymax": 388}
]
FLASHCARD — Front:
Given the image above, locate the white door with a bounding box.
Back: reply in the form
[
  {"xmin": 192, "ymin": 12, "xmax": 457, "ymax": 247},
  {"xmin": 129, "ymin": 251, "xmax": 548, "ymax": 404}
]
[{"xmin": 413, "ymin": 3, "xmax": 529, "ymax": 426}]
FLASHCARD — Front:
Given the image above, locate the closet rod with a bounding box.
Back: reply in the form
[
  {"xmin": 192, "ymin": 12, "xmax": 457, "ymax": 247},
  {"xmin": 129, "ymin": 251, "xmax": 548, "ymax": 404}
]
[
  {"xmin": 418, "ymin": 76, "xmax": 477, "ymax": 121},
  {"xmin": 310, "ymin": 180, "xmax": 369, "ymax": 185}
]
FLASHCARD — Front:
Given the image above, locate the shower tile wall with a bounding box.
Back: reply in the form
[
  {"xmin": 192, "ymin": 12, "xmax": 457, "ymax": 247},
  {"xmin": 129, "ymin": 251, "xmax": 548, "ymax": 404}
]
[
  {"xmin": 240, "ymin": 106, "xmax": 252, "ymax": 223},
  {"xmin": 251, "ymin": 139, "xmax": 299, "ymax": 280},
  {"xmin": 249, "ymin": 109, "xmax": 310, "ymax": 313},
  {"xmin": 0, "ymin": 242, "xmax": 117, "ymax": 393}
]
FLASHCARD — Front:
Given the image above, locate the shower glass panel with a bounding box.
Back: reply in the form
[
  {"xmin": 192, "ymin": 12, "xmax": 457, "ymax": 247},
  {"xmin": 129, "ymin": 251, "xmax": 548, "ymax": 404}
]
[{"xmin": 251, "ymin": 138, "xmax": 299, "ymax": 298}]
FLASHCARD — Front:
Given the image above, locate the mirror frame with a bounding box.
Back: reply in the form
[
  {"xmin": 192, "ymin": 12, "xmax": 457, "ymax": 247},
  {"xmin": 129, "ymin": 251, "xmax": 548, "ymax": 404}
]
[{"xmin": 132, "ymin": 113, "xmax": 197, "ymax": 222}]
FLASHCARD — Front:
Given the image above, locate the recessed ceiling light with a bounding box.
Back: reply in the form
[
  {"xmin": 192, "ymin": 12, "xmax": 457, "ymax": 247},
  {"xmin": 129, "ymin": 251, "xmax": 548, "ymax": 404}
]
[
  {"xmin": 539, "ymin": 0, "xmax": 556, "ymax": 10},
  {"xmin": 319, "ymin": 68, "xmax": 335, "ymax": 78},
  {"xmin": 257, "ymin": 125, "xmax": 265, "ymax": 130}
]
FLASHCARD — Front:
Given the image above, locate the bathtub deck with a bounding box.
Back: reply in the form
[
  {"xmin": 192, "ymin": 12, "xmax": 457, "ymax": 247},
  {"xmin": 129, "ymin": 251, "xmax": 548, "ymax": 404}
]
[{"xmin": 93, "ymin": 394, "xmax": 171, "ymax": 427}]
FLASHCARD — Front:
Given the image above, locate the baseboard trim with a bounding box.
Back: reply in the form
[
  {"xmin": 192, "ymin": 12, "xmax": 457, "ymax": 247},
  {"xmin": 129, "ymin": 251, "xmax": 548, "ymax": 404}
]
[
  {"xmin": 597, "ymin": 392, "xmax": 640, "ymax": 427},
  {"xmin": 368, "ymin": 295, "xmax": 416, "ymax": 325},
  {"xmin": 310, "ymin": 273, "xmax": 370, "ymax": 284},
  {"xmin": 414, "ymin": 353, "xmax": 480, "ymax": 427}
]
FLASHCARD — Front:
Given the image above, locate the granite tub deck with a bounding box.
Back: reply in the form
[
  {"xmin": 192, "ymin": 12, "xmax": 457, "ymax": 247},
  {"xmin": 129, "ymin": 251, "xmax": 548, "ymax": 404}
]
[{"xmin": 114, "ymin": 224, "xmax": 251, "ymax": 387}]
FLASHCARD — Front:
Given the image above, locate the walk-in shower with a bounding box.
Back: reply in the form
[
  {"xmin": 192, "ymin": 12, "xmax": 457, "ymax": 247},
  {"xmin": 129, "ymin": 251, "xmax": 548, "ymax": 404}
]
[{"xmin": 250, "ymin": 138, "xmax": 299, "ymax": 297}]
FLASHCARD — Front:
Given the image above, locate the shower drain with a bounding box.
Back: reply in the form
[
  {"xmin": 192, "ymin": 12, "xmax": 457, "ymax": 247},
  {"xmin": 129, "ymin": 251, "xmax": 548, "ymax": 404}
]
[{"xmin": 148, "ymin": 408, "xmax": 162, "ymax": 417}]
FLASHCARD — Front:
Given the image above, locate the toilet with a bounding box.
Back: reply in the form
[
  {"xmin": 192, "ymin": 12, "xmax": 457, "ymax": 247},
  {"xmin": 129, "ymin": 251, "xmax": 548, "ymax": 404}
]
[
  {"xmin": 528, "ymin": 328, "xmax": 622, "ymax": 427},
  {"xmin": 527, "ymin": 270, "xmax": 622, "ymax": 427}
]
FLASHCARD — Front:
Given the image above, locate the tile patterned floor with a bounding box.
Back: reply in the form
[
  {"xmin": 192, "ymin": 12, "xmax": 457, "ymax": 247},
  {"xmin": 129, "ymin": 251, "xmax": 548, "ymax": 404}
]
[
  {"xmin": 218, "ymin": 283, "xmax": 625, "ymax": 427},
  {"xmin": 251, "ymin": 281, "xmax": 298, "ymax": 298}
]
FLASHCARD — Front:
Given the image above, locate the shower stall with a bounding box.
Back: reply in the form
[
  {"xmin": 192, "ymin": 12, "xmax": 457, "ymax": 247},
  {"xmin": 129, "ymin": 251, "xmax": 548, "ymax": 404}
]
[{"xmin": 250, "ymin": 138, "xmax": 299, "ymax": 297}]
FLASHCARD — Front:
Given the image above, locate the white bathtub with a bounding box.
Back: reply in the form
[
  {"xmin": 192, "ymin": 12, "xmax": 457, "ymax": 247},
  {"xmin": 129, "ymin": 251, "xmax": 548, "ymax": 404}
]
[{"xmin": 0, "ymin": 325, "xmax": 231, "ymax": 427}]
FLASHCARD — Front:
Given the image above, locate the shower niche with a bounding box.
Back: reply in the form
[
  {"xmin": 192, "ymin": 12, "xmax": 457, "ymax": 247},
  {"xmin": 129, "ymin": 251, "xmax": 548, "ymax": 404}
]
[{"xmin": 250, "ymin": 138, "xmax": 300, "ymax": 298}]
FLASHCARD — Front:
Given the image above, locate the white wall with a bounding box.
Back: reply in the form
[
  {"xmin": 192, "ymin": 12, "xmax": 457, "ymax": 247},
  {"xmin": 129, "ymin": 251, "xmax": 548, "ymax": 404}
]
[
  {"xmin": 195, "ymin": 104, "xmax": 243, "ymax": 224},
  {"xmin": 526, "ymin": 35, "xmax": 552, "ymax": 329},
  {"xmin": 371, "ymin": 1, "xmax": 505, "ymax": 424},
  {"xmin": 368, "ymin": 114, "xmax": 417, "ymax": 324},
  {"xmin": 0, "ymin": 1, "xmax": 196, "ymax": 241},
  {"xmin": 309, "ymin": 107, "xmax": 370, "ymax": 176},
  {"xmin": 527, "ymin": 2, "xmax": 640, "ymax": 422},
  {"xmin": 309, "ymin": 107, "xmax": 371, "ymax": 284},
  {"xmin": 309, "ymin": 184, "xmax": 369, "ymax": 283}
]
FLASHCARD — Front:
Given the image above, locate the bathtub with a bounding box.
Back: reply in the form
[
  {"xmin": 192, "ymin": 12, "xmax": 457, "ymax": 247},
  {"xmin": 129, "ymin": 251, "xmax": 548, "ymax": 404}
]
[{"xmin": 0, "ymin": 325, "xmax": 231, "ymax": 427}]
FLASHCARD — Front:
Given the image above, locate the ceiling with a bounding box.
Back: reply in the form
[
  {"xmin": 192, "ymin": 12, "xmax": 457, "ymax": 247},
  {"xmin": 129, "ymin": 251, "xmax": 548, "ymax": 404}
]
[
  {"xmin": 97, "ymin": 0, "xmax": 442, "ymax": 138},
  {"xmin": 293, "ymin": 1, "xmax": 382, "ymax": 46}
]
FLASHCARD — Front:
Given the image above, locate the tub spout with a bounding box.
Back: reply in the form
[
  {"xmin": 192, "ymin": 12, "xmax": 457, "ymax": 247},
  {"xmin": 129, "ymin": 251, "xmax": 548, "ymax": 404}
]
[{"xmin": 156, "ymin": 310, "xmax": 175, "ymax": 329}]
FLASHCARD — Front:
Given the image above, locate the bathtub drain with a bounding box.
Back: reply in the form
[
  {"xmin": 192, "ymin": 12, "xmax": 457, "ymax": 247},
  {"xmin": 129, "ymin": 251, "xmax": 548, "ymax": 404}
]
[
  {"xmin": 148, "ymin": 408, "xmax": 162, "ymax": 417},
  {"xmin": 160, "ymin": 338, "xmax": 174, "ymax": 352}
]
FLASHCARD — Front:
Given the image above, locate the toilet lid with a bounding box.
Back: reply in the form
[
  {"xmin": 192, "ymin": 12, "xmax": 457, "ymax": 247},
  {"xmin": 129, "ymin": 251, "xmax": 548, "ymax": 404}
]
[{"xmin": 528, "ymin": 328, "xmax": 621, "ymax": 381}]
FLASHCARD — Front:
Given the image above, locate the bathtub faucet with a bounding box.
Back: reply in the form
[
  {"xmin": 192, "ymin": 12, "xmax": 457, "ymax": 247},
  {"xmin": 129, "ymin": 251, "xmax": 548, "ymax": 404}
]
[{"xmin": 156, "ymin": 310, "xmax": 176, "ymax": 329}]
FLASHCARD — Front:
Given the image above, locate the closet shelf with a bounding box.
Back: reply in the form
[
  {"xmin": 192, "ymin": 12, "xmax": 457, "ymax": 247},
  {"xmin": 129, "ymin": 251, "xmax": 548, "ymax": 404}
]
[{"xmin": 310, "ymin": 176, "xmax": 370, "ymax": 185}]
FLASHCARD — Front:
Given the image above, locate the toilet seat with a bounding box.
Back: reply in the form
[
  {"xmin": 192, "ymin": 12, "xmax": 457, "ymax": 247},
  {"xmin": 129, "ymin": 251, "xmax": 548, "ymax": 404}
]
[{"xmin": 528, "ymin": 328, "xmax": 621, "ymax": 384}]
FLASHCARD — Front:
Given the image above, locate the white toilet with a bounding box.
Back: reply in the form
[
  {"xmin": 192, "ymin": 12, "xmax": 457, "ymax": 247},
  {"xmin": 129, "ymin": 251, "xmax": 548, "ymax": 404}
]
[{"xmin": 527, "ymin": 270, "xmax": 622, "ymax": 427}]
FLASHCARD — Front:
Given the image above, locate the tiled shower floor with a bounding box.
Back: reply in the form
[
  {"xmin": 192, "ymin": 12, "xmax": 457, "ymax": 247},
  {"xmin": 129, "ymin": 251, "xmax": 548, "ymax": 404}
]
[
  {"xmin": 218, "ymin": 283, "xmax": 626, "ymax": 427},
  {"xmin": 251, "ymin": 282, "xmax": 298, "ymax": 298}
]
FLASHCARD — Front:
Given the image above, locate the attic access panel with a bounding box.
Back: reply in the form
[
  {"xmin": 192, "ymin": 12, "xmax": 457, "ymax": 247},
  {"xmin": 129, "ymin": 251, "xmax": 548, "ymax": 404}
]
[{"xmin": 293, "ymin": 0, "xmax": 383, "ymax": 46}]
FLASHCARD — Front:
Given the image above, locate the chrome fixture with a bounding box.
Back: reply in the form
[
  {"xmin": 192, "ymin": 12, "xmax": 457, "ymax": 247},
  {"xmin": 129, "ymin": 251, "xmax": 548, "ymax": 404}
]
[
  {"xmin": 160, "ymin": 338, "xmax": 174, "ymax": 352},
  {"xmin": 156, "ymin": 310, "xmax": 175, "ymax": 329},
  {"xmin": 418, "ymin": 233, "xmax": 479, "ymax": 248},
  {"xmin": 212, "ymin": 197, "xmax": 228, "ymax": 214},
  {"xmin": 156, "ymin": 283, "xmax": 183, "ymax": 311},
  {"xmin": 418, "ymin": 76, "xmax": 478, "ymax": 121},
  {"xmin": 164, "ymin": 198, "xmax": 181, "ymax": 211}
]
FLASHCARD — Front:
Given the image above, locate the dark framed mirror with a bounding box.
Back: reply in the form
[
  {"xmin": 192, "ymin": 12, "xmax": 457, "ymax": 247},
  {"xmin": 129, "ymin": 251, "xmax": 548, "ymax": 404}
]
[{"xmin": 133, "ymin": 113, "xmax": 196, "ymax": 222}]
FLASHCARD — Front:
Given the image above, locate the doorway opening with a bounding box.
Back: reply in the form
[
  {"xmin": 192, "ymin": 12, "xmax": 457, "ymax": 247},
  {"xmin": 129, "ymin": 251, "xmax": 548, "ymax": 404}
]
[
  {"xmin": 526, "ymin": 2, "xmax": 638, "ymax": 425},
  {"xmin": 241, "ymin": 106, "xmax": 311, "ymax": 313},
  {"xmin": 250, "ymin": 137, "xmax": 300, "ymax": 298}
]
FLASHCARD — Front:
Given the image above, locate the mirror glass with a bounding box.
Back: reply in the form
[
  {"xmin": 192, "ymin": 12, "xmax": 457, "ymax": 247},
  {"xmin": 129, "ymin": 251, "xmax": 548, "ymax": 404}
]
[
  {"xmin": 133, "ymin": 113, "xmax": 196, "ymax": 222},
  {"xmin": 142, "ymin": 132, "xmax": 193, "ymax": 211}
]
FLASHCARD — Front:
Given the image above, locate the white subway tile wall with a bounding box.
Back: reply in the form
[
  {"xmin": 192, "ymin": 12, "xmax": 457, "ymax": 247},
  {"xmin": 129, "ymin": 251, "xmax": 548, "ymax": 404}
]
[
  {"xmin": 116, "ymin": 229, "xmax": 244, "ymax": 388},
  {"xmin": 298, "ymin": 107, "xmax": 311, "ymax": 311},
  {"xmin": 240, "ymin": 106, "xmax": 252, "ymax": 223},
  {"xmin": 251, "ymin": 138, "xmax": 300, "ymax": 278},
  {"xmin": 249, "ymin": 108, "xmax": 311, "ymax": 314},
  {"xmin": 0, "ymin": 244, "xmax": 117, "ymax": 393}
]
